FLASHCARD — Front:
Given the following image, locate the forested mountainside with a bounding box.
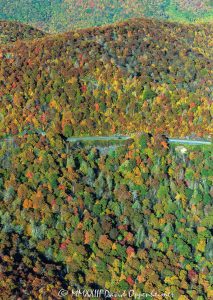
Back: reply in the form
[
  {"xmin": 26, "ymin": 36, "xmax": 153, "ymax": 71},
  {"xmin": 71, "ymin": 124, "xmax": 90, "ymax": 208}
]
[
  {"xmin": 0, "ymin": 0, "xmax": 212, "ymax": 33},
  {"xmin": 0, "ymin": 20, "xmax": 45, "ymax": 44},
  {"xmin": 0, "ymin": 133, "xmax": 212, "ymax": 299},
  {"xmin": 0, "ymin": 18, "xmax": 212, "ymax": 139},
  {"xmin": 0, "ymin": 16, "xmax": 213, "ymax": 299}
]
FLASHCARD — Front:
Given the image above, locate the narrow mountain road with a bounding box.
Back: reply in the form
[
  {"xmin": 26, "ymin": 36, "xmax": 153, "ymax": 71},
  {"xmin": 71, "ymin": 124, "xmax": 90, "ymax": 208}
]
[
  {"xmin": 67, "ymin": 135, "xmax": 211, "ymax": 145},
  {"xmin": 0, "ymin": 131, "xmax": 212, "ymax": 146},
  {"xmin": 168, "ymin": 138, "xmax": 211, "ymax": 145}
]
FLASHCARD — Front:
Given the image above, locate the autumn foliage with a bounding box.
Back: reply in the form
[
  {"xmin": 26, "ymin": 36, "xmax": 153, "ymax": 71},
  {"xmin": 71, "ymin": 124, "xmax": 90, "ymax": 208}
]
[{"xmin": 0, "ymin": 17, "xmax": 212, "ymax": 299}]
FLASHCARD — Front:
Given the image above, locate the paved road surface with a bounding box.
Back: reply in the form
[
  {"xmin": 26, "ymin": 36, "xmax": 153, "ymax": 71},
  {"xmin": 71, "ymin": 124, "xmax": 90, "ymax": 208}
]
[
  {"xmin": 67, "ymin": 135, "xmax": 212, "ymax": 145},
  {"xmin": 0, "ymin": 131, "xmax": 212, "ymax": 146}
]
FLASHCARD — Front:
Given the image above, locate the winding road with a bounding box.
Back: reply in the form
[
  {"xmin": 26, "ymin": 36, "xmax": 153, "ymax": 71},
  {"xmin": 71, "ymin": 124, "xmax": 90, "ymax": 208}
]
[{"xmin": 0, "ymin": 131, "xmax": 212, "ymax": 146}]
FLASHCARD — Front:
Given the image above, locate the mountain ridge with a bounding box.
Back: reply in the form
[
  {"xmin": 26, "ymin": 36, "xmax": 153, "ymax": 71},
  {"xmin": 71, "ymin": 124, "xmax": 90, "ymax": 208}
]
[
  {"xmin": 2, "ymin": 17, "xmax": 212, "ymax": 50},
  {"xmin": 0, "ymin": 17, "xmax": 212, "ymax": 139}
]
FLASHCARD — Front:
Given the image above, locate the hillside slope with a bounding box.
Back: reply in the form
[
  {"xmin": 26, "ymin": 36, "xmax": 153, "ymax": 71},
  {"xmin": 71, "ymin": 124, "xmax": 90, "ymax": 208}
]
[
  {"xmin": 0, "ymin": 133, "xmax": 212, "ymax": 298},
  {"xmin": 0, "ymin": 20, "xmax": 45, "ymax": 44},
  {"xmin": 0, "ymin": 0, "xmax": 212, "ymax": 33},
  {"xmin": 0, "ymin": 18, "xmax": 212, "ymax": 139}
]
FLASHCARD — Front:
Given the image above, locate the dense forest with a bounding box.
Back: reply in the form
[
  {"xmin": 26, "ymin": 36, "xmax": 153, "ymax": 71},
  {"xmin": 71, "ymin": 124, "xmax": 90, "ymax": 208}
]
[
  {"xmin": 0, "ymin": 18, "xmax": 212, "ymax": 139},
  {"xmin": 0, "ymin": 133, "xmax": 212, "ymax": 299},
  {"xmin": 0, "ymin": 16, "xmax": 212, "ymax": 299},
  {"xmin": 0, "ymin": 0, "xmax": 212, "ymax": 33}
]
